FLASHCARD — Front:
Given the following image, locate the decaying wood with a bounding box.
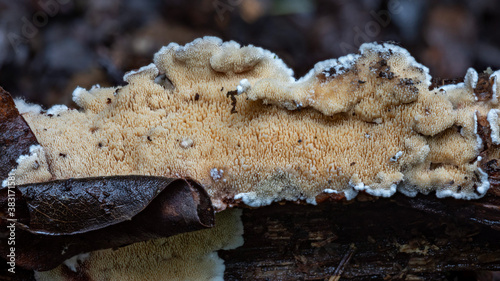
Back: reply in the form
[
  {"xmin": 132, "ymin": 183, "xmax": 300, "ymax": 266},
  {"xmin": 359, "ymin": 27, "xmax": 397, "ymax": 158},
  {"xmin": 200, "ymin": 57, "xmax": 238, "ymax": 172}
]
[
  {"xmin": 5, "ymin": 192, "xmax": 500, "ymax": 280},
  {"xmin": 221, "ymin": 194, "xmax": 500, "ymax": 280}
]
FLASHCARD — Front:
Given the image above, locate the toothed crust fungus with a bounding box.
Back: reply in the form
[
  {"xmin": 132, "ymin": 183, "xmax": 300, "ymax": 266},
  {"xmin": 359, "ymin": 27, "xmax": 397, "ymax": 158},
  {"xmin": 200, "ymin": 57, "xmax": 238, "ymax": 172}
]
[{"xmin": 6, "ymin": 36, "xmax": 500, "ymax": 210}]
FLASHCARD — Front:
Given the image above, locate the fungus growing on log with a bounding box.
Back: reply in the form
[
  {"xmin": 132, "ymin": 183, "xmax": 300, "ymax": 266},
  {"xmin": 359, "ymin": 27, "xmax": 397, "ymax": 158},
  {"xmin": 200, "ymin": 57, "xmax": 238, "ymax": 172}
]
[
  {"xmin": 3, "ymin": 36, "xmax": 498, "ymax": 209},
  {"xmin": 2, "ymin": 37, "xmax": 500, "ymax": 278}
]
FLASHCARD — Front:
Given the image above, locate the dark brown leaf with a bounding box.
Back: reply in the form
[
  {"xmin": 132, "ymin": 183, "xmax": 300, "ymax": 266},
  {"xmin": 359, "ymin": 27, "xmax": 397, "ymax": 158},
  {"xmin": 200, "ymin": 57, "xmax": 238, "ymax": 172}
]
[
  {"xmin": 14, "ymin": 176, "xmax": 203, "ymax": 235},
  {"xmin": 0, "ymin": 176, "xmax": 214, "ymax": 271},
  {"xmin": 0, "ymin": 87, "xmax": 39, "ymax": 181}
]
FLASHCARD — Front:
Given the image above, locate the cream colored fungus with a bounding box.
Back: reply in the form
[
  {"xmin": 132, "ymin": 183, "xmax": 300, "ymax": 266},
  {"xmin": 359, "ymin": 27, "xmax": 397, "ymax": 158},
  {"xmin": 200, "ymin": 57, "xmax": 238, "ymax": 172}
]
[{"xmin": 7, "ymin": 37, "xmax": 499, "ymax": 209}]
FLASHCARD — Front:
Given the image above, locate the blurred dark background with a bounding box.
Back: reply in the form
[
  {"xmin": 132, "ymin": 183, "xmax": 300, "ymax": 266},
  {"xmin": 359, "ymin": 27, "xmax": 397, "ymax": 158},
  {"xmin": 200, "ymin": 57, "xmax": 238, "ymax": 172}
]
[{"xmin": 0, "ymin": 0, "xmax": 500, "ymax": 109}]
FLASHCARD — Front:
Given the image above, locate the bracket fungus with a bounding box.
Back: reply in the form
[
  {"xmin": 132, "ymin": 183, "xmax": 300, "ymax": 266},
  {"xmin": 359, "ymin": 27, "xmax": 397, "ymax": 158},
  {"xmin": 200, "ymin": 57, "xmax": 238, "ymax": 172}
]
[{"xmin": 2, "ymin": 36, "xmax": 500, "ymax": 278}]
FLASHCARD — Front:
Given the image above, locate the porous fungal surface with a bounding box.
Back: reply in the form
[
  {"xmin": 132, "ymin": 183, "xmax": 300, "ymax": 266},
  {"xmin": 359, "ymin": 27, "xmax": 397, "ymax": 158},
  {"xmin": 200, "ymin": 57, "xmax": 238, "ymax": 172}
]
[{"xmin": 7, "ymin": 36, "xmax": 500, "ymax": 209}]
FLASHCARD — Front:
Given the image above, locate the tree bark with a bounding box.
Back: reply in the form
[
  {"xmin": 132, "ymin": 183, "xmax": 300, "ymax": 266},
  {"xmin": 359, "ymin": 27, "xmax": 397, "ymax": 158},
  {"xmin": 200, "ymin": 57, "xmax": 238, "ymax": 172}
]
[{"xmin": 221, "ymin": 194, "xmax": 500, "ymax": 280}]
